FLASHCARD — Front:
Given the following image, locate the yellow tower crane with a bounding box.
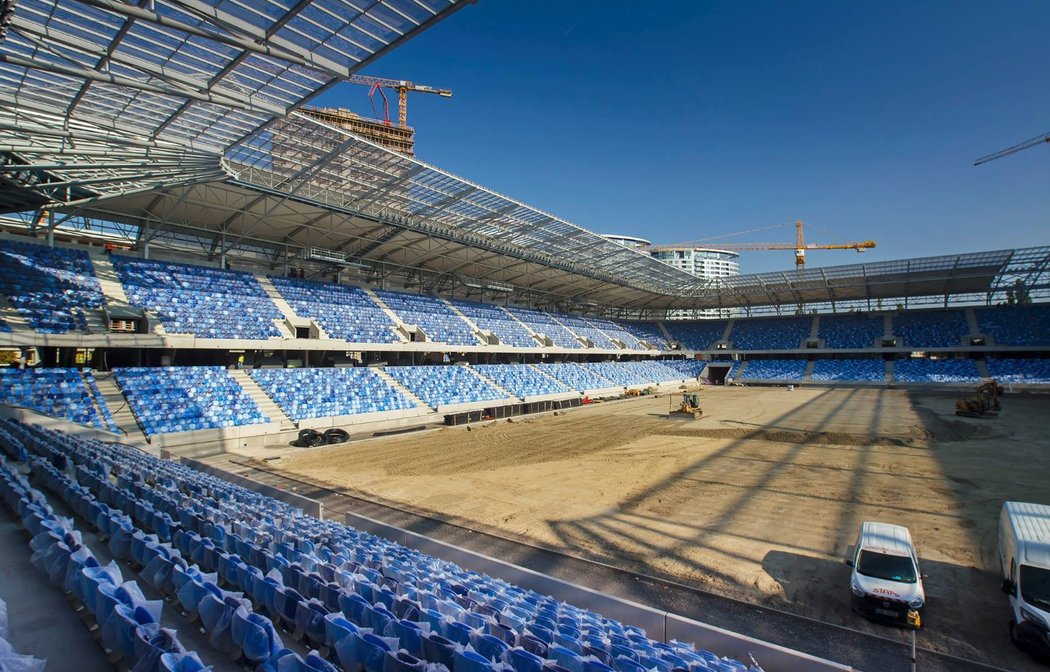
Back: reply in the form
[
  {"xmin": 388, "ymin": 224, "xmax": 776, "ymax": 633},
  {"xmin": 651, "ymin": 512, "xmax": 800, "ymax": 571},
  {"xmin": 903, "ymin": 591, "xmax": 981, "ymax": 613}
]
[{"xmin": 646, "ymin": 221, "xmax": 876, "ymax": 270}]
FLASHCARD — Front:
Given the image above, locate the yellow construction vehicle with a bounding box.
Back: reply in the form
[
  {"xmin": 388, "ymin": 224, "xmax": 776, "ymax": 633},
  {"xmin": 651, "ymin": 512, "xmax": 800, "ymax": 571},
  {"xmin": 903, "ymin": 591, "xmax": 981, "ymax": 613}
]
[
  {"xmin": 955, "ymin": 380, "xmax": 1003, "ymax": 418},
  {"xmin": 670, "ymin": 392, "xmax": 702, "ymax": 419}
]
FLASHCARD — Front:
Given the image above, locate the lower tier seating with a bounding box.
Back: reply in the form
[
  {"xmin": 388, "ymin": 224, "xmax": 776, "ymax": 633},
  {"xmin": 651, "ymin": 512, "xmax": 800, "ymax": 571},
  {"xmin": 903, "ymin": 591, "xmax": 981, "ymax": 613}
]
[
  {"xmin": 810, "ymin": 359, "xmax": 886, "ymax": 383},
  {"xmin": 533, "ymin": 363, "xmax": 614, "ymax": 391},
  {"xmin": 985, "ymin": 358, "xmax": 1050, "ymax": 384},
  {"xmin": 250, "ymin": 368, "xmax": 418, "ymax": 421},
  {"xmin": 657, "ymin": 359, "xmax": 709, "ymax": 379},
  {"xmin": 738, "ymin": 359, "xmax": 807, "ymax": 381},
  {"xmin": 114, "ymin": 366, "xmax": 269, "ymax": 436},
  {"xmin": 384, "ymin": 366, "xmax": 510, "ymax": 408},
  {"xmin": 892, "ymin": 358, "xmax": 979, "ymax": 383},
  {"xmin": 0, "ymin": 367, "xmax": 116, "ymax": 431},
  {"xmin": 473, "ymin": 364, "xmax": 572, "ymax": 399}
]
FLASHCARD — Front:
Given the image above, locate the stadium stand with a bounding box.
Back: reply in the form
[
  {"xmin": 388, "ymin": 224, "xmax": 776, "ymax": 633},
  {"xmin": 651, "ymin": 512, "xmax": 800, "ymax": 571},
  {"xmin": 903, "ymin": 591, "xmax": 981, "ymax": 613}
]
[
  {"xmin": 114, "ymin": 366, "xmax": 269, "ymax": 436},
  {"xmin": 0, "ymin": 367, "xmax": 116, "ymax": 431},
  {"xmin": 504, "ymin": 308, "xmax": 583, "ymax": 349},
  {"xmin": 579, "ymin": 316, "xmax": 647, "ymax": 350},
  {"xmin": 729, "ymin": 316, "xmax": 811, "ymax": 350},
  {"xmin": 663, "ymin": 320, "xmax": 727, "ymax": 351},
  {"xmin": 0, "ymin": 240, "xmax": 105, "ymax": 333},
  {"xmin": 375, "ymin": 291, "xmax": 479, "ymax": 346},
  {"xmin": 270, "ymin": 277, "xmax": 401, "ymax": 344},
  {"xmin": 473, "ymin": 364, "xmax": 573, "ymax": 398},
  {"xmin": 893, "ymin": 358, "xmax": 980, "ymax": 383},
  {"xmin": 891, "ymin": 310, "xmax": 969, "ymax": 348},
  {"xmin": 384, "ymin": 365, "xmax": 509, "ymax": 408},
  {"xmin": 0, "ymin": 419, "xmax": 762, "ymax": 672},
  {"xmin": 818, "ymin": 313, "xmax": 884, "ymax": 349},
  {"xmin": 975, "ymin": 305, "xmax": 1050, "ymax": 346},
  {"xmin": 249, "ymin": 367, "xmax": 419, "ymax": 421},
  {"xmin": 985, "ymin": 358, "xmax": 1050, "ymax": 384},
  {"xmin": 583, "ymin": 361, "xmax": 684, "ymax": 386},
  {"xmin": 738, "ymin": 359, "xmax": 807, "ymax": 381},
  {"xmin": 534, "ymin": 362, "xmax": 614, "ymax": 391},
  {"xmin": 657, "ymin": 359, "xmax": 711, "ymax": 379},
  {"xmin": 552, "ymin": 314, "xmax": 619, "ymax": 349},
  {"xmin": 617, "ymin": 322, "xmax": 670, "ymax": 349},
  {"xmin": 810, "ymin": 359, "xmax": 886, "ymax": 383},
  {"xmin": 113, "ymin": 257, "xmax": 283, "ymax": 339},
  {"xmin": 451, "ymin": 300, "xmax": 537, "ymax": 347}
]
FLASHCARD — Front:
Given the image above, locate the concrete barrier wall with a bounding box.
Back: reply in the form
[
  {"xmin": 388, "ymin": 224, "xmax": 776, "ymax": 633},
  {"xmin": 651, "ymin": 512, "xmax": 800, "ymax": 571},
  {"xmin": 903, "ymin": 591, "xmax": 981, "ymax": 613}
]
[
  {"xmin": 344, "ymin": 511, "xmax": 853, "ymax": 672},
  {"xmin": 182, "ymin": 457, "xmax": 324, "ymax": 519}
]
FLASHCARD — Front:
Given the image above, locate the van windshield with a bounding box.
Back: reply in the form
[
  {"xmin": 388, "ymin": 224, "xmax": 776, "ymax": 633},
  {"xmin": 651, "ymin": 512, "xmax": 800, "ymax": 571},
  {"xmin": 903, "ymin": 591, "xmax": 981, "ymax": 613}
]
[
  {"xmin": 1020, "ymin": 565, "xmax": 1050, "ymax": 610},
  {"xmin": 857, "ymin": 550, "xmax": 917, "ymax": 583}
]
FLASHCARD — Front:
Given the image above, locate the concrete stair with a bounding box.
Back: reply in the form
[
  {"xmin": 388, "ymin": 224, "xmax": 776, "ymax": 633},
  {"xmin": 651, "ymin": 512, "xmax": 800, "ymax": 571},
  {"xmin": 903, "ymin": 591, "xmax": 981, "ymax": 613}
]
[
  {"xmin": 803, "ymin": 360, "xmax": 816, "ymax": 382},
  {"xmin": 733, "ymin": 360, "xmax": 749, "ymax": 380},
  {"xmin": 439, "ymin": 297, "xmax": 489, "ymax": 345},
  {"xmin": 0, "ymin": 294, "xmax": 31, "ymax": 333},
  {"xmin": 372, "ymin": 367, "xmax": 431, "ymax": 409},
  {"xmin": 91, "ymin": 374, "xmax": 148, "ymax": 444},
  {"xmin": 229, "ymin": 369, "xmax": 297, "ymax": 431},
  {"xmin": 810, "ymin": 314, "xmax": 821, "ymax": 339},
  {"xmin": 254, "ymin": 276, "xmax": 301, "ymax": 339},
  {"xmin": 885, "ymin": 359, "xmax": 894, "ymax": 384},
  {"xmin": 89, "ymin": 254, "xmax": 131, "ymax": 305},
  {"xmin": 964, "ymin": 307, "xmax": 981, "ymax": 338},
  {"xmin": 656, "ymin": 321, "xmax": 676, "ymax": 348},
  {"xmin": 362, "ymin": 288, "xmax": 412, "ymax": 342},
  {"xmin": 721, "ymin": 319, "xmax": 735, "ymax": 344}
]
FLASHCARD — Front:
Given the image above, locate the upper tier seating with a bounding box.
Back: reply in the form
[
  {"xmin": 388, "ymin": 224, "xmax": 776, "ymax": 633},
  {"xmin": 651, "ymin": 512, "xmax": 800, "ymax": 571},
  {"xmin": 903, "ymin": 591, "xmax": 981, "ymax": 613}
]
[
  {"xmin": 618, "ymin": 322, "xmax": 671, "ymax": 349},
  {"xmin": 975, "ymin": 305, "xmax": 1050, "ymax": 346},
  {"xmin": 473, "ymin": 364, "xmax": 572, "ymax": 399},
  {"xmin": 810, "ymin": 359, "xmax": 886, "ymax": 383},
  {"xmin": 663, "ymin": 320, "xmax": 727, "ymax": 351},
  {"xmin": 451, "ymin": 301, "xmax": 536, "ymax": 347},
  {"xmin": 270, "ymin": 277, "xmax": 400, "ymax": 344},
  {"xmin": 534, "ymin": 362, "xmax": 614, "ymax": 391},
  {"xmin": 504, "ymin": 308, "xmax": 582, "ymax": 349},
  {"xmin": 250, "ymin": 367, "xmax": 418, "ymax": 421},
  {"xmin": 891, "ymin": 310, "xmax": 968, "ymax": 348},
  {"xmin": 0, "ymin": 367, "xmax": 116, "ymax": 431},
  {"xmin": 893, "ymin": 358, "xmax": 979, "ymax": 383},
  {"xmin": 0, "ymin": 419, "xmax": 761, "ymax": 672},
  {"xmin": 375, "ymin": 291, "xmax": 479, "ymax": 346},
  {"xmin": 581, "ymin": 317, "xmax": 647, "ymax": 350},
  {"xmin": 384, "ymin": 365, "xmax": 509, "ymax": 408},
  {"xmin": 114, "ymin": 366, "xmax": 269, "ymax": 436},
  {"xmin": 986, "ymin": 358, "xmax": 1050, "ymax": 384},
  {"xmin": 729, "ymin": 316, "xmax": 812, "ymax": 350},
  {"xmin": 738, "ymin": 359, "xmax": 807, "ymax": 381},
  {"xmin": 113, "ymin": 257, "xmax": 282, "ymax": 339},
  {"xmin": 552, "ymin": 315, "xmax": 618, "ymax": 349},
  {"xmin": 818, "ymin": 313, "xmax": 884, "ymax": 349},
  {"xmin": 0, "ymin": 240, "xmax": 105, "ymax": 333}
]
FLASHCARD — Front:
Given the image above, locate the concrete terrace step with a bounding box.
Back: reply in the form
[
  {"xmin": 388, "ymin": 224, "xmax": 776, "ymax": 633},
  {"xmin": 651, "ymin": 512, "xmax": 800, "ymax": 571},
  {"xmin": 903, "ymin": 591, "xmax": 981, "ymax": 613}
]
[
  {"xmin": 372, "ymin": 367, "xmax": 431, "ymax": 410},
  {"xmin": 229, "ymin": 369, "xmax": 297, "ymax": 431},
  {"xmin": 90, "ymin": 373, "xmax": 148, "ymax": 445}
]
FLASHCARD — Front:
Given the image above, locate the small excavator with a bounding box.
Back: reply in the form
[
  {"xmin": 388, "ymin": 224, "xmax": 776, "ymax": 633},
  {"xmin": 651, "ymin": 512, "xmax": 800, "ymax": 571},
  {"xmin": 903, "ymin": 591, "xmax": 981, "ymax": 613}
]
[
  {"xmin": 955, "ymin": 380, "xmax": 1003, "ymax": 418},
  {"xmin": 670, "ymin": 392, "xmax": 703, "ymax": 419}
]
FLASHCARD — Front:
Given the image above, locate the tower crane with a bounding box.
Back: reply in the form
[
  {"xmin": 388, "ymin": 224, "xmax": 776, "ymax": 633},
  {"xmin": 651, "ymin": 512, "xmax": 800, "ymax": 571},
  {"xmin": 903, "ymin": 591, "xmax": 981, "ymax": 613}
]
[
  {"xmin": 974, "ymin": 131, "xmax": 1050, "ymax": 166},
  {"xmin": 347, "ymin": 75, "xmax": 452, "ymax": 128},
  {"xmin": 646, "ymin": 221, "xmax": 876, "ymax": 270}
]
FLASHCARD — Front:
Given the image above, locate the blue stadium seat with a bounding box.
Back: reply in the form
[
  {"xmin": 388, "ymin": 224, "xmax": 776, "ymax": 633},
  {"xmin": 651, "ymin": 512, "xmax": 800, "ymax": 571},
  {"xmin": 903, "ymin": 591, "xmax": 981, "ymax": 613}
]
[
  {"xmin": 0, "ymin": 367, "xmax": 116, "ymax": 431},
  {"xmin": 810, "ymin": 359, "xmax": 885, "ymax": 382},
  {"xmin": 270, "ymin": 277, "xmax": 401, "ymax": 344},
  {"xmin": 729, "ymin": 316, "xmax": 811, "ymax": 350},
  {"xmin": 738, "ymin": 359, "xmax": 807, "ymax": 381},
  {"xmin": 533, "ymin": 363, "xmax": 614, "ymax": 391},
  {"xmin": 975, "ymin": 305, "xmax": 1050, "ymax": 346},
  {"xmin": 384, "ymin": 366, "xmax": 509, "ymax": 408},
  {"xmin": 893, "ymin": 358, "xmax": 978, "ymax": 383},
  {"xmin": 451, "ymin": 300, "xmax": 536, "ymax": 347},
  {"xmin": 617, "ymin": 322, "xmax": 670, "ymax": 349},
  {"xmin": 662, "ymin": 320, "xmax": 727, "ymax": 351},
  {"xmin": 986, "ymin": 358, "xmax": 1050, "ymax": 384},
  {"xmin": 818, "ymin": 313, "xmax": 884, "ymax": 348},
  {"xmin": 374, "ymin": 290, "xmax": 478, "ymax": 346},
  {"xmin": 473, "ymin": 364, "xmax": 571, "ymax": 398},
  {"xmin": 892, "ymin": 310, "xmax": 968, "ymax": 348},
  {"xmin": 250, "ymin": 367, "xmax": 418, "ymax": 421},
  {"xmin": 504, "ymin": 308, "xmax": 582, "ymax": 349},
  {"xmin": 0, "ymin": 239, "xmax": 105, "ymax": 333}
]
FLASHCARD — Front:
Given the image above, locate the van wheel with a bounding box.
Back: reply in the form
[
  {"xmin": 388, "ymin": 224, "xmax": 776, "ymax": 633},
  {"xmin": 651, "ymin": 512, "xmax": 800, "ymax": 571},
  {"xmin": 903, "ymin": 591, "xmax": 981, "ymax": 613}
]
[{"xmin": 1009, "ymin": 619, "xmax": 1020, "ymax": 645}]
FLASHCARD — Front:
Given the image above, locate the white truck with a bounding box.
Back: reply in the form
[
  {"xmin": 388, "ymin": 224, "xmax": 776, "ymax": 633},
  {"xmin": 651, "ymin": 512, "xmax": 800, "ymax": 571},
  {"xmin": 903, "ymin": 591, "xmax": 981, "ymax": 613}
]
[
  {"xmin": 847, "ymin": 521, "xmax": 926, "ymax": 628},
  {"xmin": 999, "ymin": 501, "xmax": 1050, "ymax": 658}
]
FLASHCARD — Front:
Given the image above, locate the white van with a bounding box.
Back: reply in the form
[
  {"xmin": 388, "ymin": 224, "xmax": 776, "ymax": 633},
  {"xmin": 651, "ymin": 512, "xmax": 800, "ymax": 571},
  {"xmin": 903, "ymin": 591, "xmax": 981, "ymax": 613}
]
[
  {"xmin": 999, "ymin": 501, "xmax": 1050, "ymax": 657},
  {"xmin": 847, "ymin": 521, "xmax": 925, "ymax": 627}
]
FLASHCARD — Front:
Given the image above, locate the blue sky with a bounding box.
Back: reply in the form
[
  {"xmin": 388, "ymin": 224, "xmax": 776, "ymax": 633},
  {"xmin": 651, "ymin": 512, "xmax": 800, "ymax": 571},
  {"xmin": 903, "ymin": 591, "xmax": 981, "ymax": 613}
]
[{"xmin": 314, "ymin": 1, "xmax": 1050, "ymax": 275}]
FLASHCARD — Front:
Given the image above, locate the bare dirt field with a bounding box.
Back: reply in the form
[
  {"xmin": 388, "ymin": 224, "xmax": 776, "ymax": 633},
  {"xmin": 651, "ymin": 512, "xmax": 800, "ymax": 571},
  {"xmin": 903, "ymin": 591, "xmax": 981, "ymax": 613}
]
[{"xmin": 262, "ymin": 386, "xmax": 1050, "ymax": 670}]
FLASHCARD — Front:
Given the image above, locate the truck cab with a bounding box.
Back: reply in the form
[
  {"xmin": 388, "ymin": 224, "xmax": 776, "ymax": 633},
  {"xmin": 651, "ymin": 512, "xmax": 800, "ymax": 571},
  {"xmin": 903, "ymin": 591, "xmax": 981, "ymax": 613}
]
[
  {"xmin": 847, "ymin": 521, "xmax": 925, "ymax": 628},
  {"xmin": 999, "ymin": 501, "xmax": 1050, "ymax": 658}
]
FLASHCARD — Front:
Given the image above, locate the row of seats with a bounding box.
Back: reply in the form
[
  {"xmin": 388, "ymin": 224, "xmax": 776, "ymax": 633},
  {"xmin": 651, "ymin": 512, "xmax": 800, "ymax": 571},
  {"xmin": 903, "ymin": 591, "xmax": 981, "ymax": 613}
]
[
  {"xmin": 0, "ymin": 240, "xmax": 105, "ymax": 333},
  {"xmin": 114, "ymin": 256, "xmax": 283, "ymax": 340},
  {"xmin": 738, "ymin": 360, "xmax": 808, "ymax": 381},
  {"xmin": 0, "ymin": 367, "xmax": 117, "ymax": 431},
  {"xmin": 385, "ymin": 366, "xmax": 511, "ymax": 408},
  {"xmin": 810, "ymin": 360, "xmax": 886, "ymax": 383},
  {"xmin": 473, "ymin": 365, "xmax": 572, "ymax": 399},
  {"xmin": 817, "ymin": 314, "xmax": 884, "ymax": 349},
  {"xmin": 114, "ymin": 366, "xmax": 269, "ymax": 436},
  {"xmin": 986, "ymin": 358, "xmax": 1050, "ymax": 384},
  {"xmin": 729, "ymin": 317, "xmax": 812, "ymax": 351},
  {"xmin": 271, "ymin": 277, "xmax": 401, "ymax": 344},
  {"xmin": 975, "ymin": 306, "xmax": 1050, "ymax": 346},
  {"xmin": 0, "ymin": 420, "xmax": 763, "ymax": 672},
  {"xmin": 374, "ymin": 292, "xmax": 479, "ymax": 347},
  {"xmin": 250, "ymin": 368, "xmax": 418, "ymax": 421},
  {"xmin": 893, "ymin": 358, "xmax": 979, "ymax": 384},
  {"xmin": 505, "ymin": 308, "xmax": 583, "ymax": 349},
  {"xmin": 452, "ymin": 301, "xmax": 537, "ymax": 348},
  {"xmin": 0, "ymin": 595, "xmax": 44, "ymax": 672},
  {"xmin": 618, "ymin": 323, "xmax": 670, "ymax": 349},
  {"xmin": 553, "ymin": 315, "xmax": 618, "ymax": 350},
  {"xmin": 533, "ymin": 363, "xmax": 615, "ymax": 392}
]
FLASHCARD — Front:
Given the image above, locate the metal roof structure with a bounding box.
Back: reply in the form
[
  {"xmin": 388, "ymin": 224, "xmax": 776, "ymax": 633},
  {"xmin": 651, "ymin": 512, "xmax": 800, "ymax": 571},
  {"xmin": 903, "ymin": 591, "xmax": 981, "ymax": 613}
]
[{"xmin": 0, "ymin": 0, "xmax": 1046, "ymax": 315}]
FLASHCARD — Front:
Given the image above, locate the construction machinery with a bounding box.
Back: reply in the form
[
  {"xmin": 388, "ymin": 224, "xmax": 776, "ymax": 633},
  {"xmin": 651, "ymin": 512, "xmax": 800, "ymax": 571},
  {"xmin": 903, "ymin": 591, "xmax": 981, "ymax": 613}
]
[
  {"xmin": 975, "ymin": 131, "xmax": 1050, "ymax": 166},
  {"xmin": 625, "ymin": 387, "xmax": 655, "ymax": 397},
  {"xmin": 670, "ymin": 392, "xmax": 702, "ymax": 419},
  {"xmin": 955, "ymin": 380, "xmax": 1003, "ymax": 418},
  {"xmin": 302, "ymin": 75, "xmax": 452, "ymax": 156},
  {"xmin": 646, "ymin": 221, "xmax": 876, "ymax": 270}
]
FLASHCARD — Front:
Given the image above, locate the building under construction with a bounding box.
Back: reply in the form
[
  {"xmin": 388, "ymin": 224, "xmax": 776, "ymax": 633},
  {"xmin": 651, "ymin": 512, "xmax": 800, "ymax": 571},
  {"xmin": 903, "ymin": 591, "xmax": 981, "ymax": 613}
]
[{"xmin": 302, "ymin": 107, "xmax": 417, "ymax": 156}]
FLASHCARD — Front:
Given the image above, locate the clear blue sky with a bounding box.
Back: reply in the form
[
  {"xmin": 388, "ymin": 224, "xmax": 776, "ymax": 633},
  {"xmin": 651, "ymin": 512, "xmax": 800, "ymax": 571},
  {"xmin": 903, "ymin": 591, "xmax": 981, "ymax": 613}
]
[{"xmin": 314, "ymin": 1, "xmax": 1050, "ymax": 275}]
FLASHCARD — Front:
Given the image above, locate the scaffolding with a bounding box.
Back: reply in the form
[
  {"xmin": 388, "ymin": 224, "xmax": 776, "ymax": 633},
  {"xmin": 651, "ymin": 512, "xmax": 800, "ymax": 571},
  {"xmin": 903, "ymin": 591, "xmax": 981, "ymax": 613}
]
[{"xmin": 302, "ymin": 107, "xmax": 416, "ymax": 156}]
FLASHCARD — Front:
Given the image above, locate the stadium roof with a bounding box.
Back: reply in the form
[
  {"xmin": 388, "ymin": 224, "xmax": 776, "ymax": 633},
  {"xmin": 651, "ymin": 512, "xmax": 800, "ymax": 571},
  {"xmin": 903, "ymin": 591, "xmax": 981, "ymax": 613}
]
[{"xmin": 1, "ymin": 0, "xmax": 1047, "ymax": 313}]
